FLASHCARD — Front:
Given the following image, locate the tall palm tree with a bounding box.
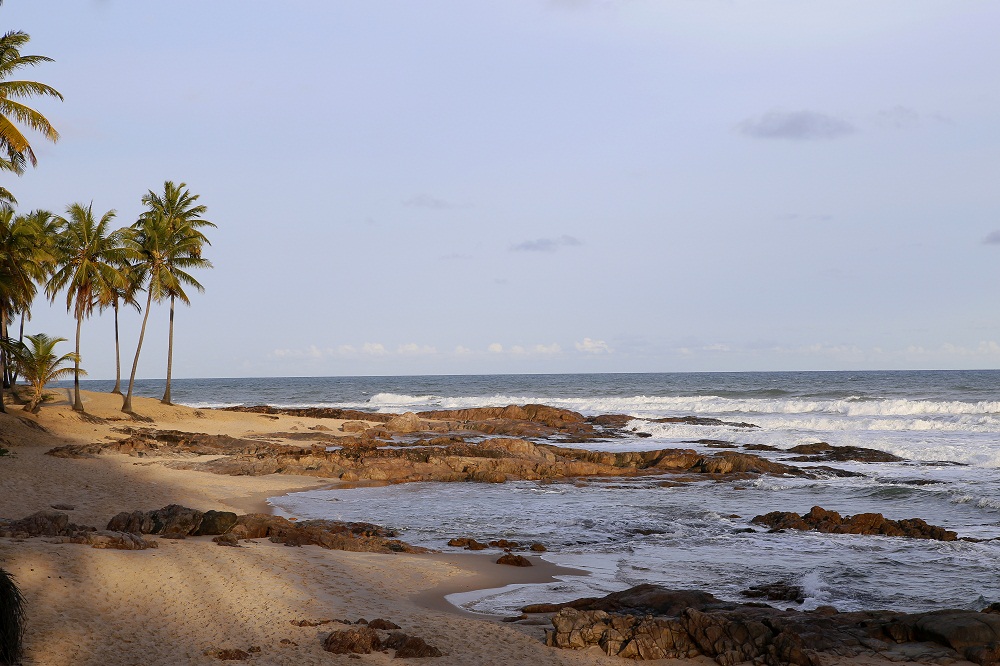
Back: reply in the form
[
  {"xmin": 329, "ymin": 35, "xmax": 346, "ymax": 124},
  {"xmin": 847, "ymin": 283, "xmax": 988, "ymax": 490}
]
[
  {"xmin": 0, "ymin": 29, "xmax": 62, "ymax": 206},
  {"xmin": 0, "ymin": 208, "xmax": 48, "ymax": 411},
  {"xmin": 46, "ymin": 203, "xmax": 129, "ymax": 412},
  {"xmin": 96, "ymin": 262, "xmax": 141, "ymax": 395},
  {"xmin": 122, "ymin": 214, "xmax": 210, "ymax": 413},
  {"xmin": 0, "ymin": 332, "xmax": 80, "ymax": 412},
  {"xmin": 139, "ymin": 181, "xmax": 213, "ymax": 404}
]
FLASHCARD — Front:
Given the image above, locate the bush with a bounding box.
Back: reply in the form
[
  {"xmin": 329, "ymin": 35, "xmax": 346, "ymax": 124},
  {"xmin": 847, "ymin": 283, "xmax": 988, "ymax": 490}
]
[{"xmin": 0, "ymin": 567, "xmax": 25, "ymax": 665}]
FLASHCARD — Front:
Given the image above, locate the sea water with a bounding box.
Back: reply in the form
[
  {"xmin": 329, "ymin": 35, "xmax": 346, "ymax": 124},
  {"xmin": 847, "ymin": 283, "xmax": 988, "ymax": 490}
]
[{"xmin": 69, "ymin": 371, "xmax": 1000, "ymax": 614}]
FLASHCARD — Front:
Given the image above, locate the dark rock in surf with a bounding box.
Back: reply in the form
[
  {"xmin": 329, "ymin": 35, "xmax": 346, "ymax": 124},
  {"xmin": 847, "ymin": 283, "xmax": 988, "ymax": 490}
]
[
  {"xmin": 750, "ymin": 505, "xmax": 958, "ymax": 541},
  {"xmin": 497, "ymin": 553, "xmax": 532, "ymax": 567},
  {"xmin": 785, "ymin": 442, "xmax": 903, "ymax": 463}
]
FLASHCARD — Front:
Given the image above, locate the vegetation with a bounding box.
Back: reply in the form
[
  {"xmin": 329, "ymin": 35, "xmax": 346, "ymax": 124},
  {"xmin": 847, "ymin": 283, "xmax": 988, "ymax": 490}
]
[
  {"xmin": 1, "ymin": 333, "xmax": 80, "ymax": 412},
  {"xmin": 45, "ymin": 204, "xmax": 130, "ymax": 412},
  {"xmin": 0, "ymin": 27, "xmax": 214, "ymax": 416},
  {"xmin": 0, "ymin": 29, "xmax": 62, "ymax": 206},
  {"xmin": 0, "ymin": 567, "xmax": 25, "ymax": 666}
]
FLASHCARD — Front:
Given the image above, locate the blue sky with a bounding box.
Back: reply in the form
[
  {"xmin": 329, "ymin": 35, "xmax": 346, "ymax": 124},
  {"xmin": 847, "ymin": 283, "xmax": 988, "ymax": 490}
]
[{"xmin": 4, "ymin": 1, "xmax": 1000, "ymax": 378}]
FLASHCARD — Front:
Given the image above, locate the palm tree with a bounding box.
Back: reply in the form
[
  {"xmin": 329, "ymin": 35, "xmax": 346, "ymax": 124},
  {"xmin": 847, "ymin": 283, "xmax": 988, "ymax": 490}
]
[
  {"xmin": 0, "ymin": 332, "xmax": 80, "ymax": 412},
  {"xmin": 96, "ymin": 262, "xmax": 141, "ymax": 395},
  {"xmin": 0, "ymin": 29, "xmax": 62, "ymax": 206},
  {"xmin": 139, "ymin": 181, "xmax": 213, "ymax": 404},
  {"xmin": 0, "ymin": 566, "xmax": 25, "ymax": 666},
  {"xmin": 122, "ymin": 214, "xmax": 210, "ymax": 413},
  {"xmin": 0, "ymin": 208, "xmax": 49, "ymax": 411},
  {"xmin": 46, "ymin": 203, "xmax": 129, "ymax": 412}
]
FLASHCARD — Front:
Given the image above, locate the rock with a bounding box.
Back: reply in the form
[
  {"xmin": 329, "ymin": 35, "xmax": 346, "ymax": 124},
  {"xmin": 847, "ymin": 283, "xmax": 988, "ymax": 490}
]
[
  {"xmin": 497, "ymin": 553, "xmax": 532, "ymax": 567},
  {"xmin": 751, "ymin": 506, "xmax": 958, "ymax": 541},
  {"xmin": 368, "ymin": 618, "xmax": 401, "ymax": 630},
  {"xmin": 342, "ymin": 421, "xmax": 367, "ymax": 433},
  {"xmin": 79, "ymin": 530, "xmax": 159, "ymax": 550},
  {"xmin": 447, "ymin": 537, "xmax": 488, "ymax": 550},
  {"xmin": 543, "ymin": 584, "xmax": 1000, "ymax": 665},
  {"xmin": 212, "ymin": 533, "xmax": 240, "ymax": 547},
  {"xmin": 193, "ymin": 510, "xmax": 238, "ymax": 536},
  {"xmin": 785, "ymin": 442, "xmax": 903, "ymax": 463},
  {"xmin": 106, "ymin": 504, "xmax": 203, "ymax": 538},
  {"xmin": 323, "ymin": 626, "xmax": 381, "ymax": 654},
  {"xmin": 49, "ymin": 504, "xmax": 75, "ymax": 511},
  {"xmin": 740, "ymin": 582, "xmax": 805, "ymax": 604},
  {"xmin": 5, "ymin": 510, "xmax": 71, "ymax": 536},
  {"xmin": 384, "ymin": 412, "xmax": 427, "ymax": 433},
  {"xmin": 650, "ymin": 415, "xmax": 758, "ymax": 429},
  {"xmin": 382, "ymin": 632, "xmax": 443, "ymax": 658},
  {"xmin": 488, "ymin": 539, "xmax": 520, "ymax": 549},
  {"xmin": 530, "ymin": 543, "xmax": 547, "ymax": 552},
  {"xmin": 204, "ymin": 647, "xmax": 250, "ymax": 660}
]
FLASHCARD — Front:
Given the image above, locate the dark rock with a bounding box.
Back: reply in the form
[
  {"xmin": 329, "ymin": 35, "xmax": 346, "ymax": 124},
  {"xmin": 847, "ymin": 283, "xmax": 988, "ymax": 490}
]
[
  {"xmin": 323, "ymin": 626, "xmax": 381, "ymax": 654},
  {"xmin": 544, "ymin": 584, "xmax": 1000, "ymax": 664},
  {"xmin": 193, "ymin": 510, "xmax": 238, "ymax": 536},
  {"xmin": 651, "ymin": 415, "xmax": 758, "ymax": 429},
  {"xmin": 447, "ymin": 537, "xmax": 489, "ymax": 551},
  {"xmin": 204, "ymin": 648, "xmax": 250, "ymax": 660},
  {"xmin": 383, "ymin": 632, "xmax": 443, "ymax": 658},
  {"xmin": 530, "ymin": 543, "xmax": 547, "ymax": 552},
  {"xmin": 786, "ymin": 442, "xmax": 903, "ymax": 463},
  {"xmin": 368, "ymin": 618, "xmax": 401, "ymax": 630},
  {"xmin": 751, "ymin": 505, "xmax": 958, "ymax": 541},
  {"xmin": 497, "ymin": 553, "xmax": 532, "ymax": 567},
  {"xmin": 488, "ymin": 539, "xmax": 520, "ymax": 549},
  {"xmin": 49, "ymin": 504, "xmax": 75, "ymax": 511},
  {"xmin": 741, "ymin": 582, "xmax": 805, "ymax": 604}
]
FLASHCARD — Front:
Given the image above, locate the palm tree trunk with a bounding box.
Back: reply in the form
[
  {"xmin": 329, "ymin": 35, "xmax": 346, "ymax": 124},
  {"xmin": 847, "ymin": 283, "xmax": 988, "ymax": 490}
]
[
  {"xmin": 123, "ymin": 289, "xmax": 154, "ymax": 413},
  {"xmin": 1, "ymin": 317, "xmax": 9, "ymax": 390},
  {"xmin": 72, "ymin": 312, "xmax": 84, "ymax": 412},
  {"xmin": 161, "ymin": 294, "xmax": 175, "ymax": 404},
  {"xmin": 0, "ymin": 306, "xmax": 6, "ymax": 414},
  {"xmin": 9, "ymin": 312, "xmax": 25, "ymax": 387},
  {"xmin": 112, "ymin": 299, "xmax": 122, "ymax": 395}
]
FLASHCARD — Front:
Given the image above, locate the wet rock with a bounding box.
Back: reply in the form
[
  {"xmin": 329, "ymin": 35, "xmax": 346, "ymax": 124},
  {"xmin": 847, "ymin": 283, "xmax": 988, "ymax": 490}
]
[
  {"xmin": 651, "ymin": 415, "xmax": 758, "ymax": 429},
  {"xmin": 447, "ymin": 537, "xmax": 488, "ymax": 550},
  {"xmin": 543, "ymin": 584, "xmax": 1000, "ymax": 664},
  {"xmin": 530, "ymin": 543, "xmax": 547, "ymax": 552},
  {"xmin": 751, "ymin": 505, "xmax": 958, "ymax": 541},
  {"xmin": 323, "ymin": 626, "xmax": 381, "ymax": 654},
  {"xmin": 740, "ymin": 582, "xmax": 805, "ymax": 604},
  {"xmin": 497, "ymin": 553, "xmax": 532, "ymax": 567},
  {"xmin": 785, "ymin": 442, "xmax": 903, "ymax": 463}
]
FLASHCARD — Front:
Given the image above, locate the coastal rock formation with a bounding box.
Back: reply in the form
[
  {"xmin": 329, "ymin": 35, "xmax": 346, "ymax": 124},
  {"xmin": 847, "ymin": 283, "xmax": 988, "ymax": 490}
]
[
  {"xmin": 0, "ymin": 510, "xmax": 159, "ymax": 549},
  {"xmin": 784, "ymin": 442, "xmax": 904, "ymax": 463},
  {"xmin": 751, "ymin": 506, "xmax": 958, "ymax": 541},
  {"xmin": 540, "ymin": 584, "xmax": 1000, "ymax": 665},
  {"xmin": 104, "ymin": 506, "xmax": 421, "ymax": 553},
  {"xmin": 496, "ymin": 553, "xmax": 532, "ymax": 567},
  {"xmin": 55, "ymin": 425, "xmax": 832, "ymax": 487},
  {"xmin": 322, "ymin": 624, "xmax": 442, "ymax": 658}
]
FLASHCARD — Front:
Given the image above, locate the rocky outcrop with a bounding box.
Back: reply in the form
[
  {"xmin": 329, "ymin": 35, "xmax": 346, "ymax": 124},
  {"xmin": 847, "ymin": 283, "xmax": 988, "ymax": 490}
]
[
  {"xmin": 0, "ymin": 511, "xmax": 159, "ymax": 550},
  {"xmin": 751, "ymin": 506, "xmax": 958, "ymax": 541},
  {"xmin": 322, "ymin": 623, "xmax": 442, "ymax": 658},
  {"xmin": 784, "ymin": 442, "xmax": 904, "ymax": 463},
  {"xmin": 48, "ymin": 426, "xmax": 828, "ymax": 486},
  {"xmin": 540, "ymin": 584, "xmax": 1000, "ymax": 665},
  {"xmin": 102, "ymin": 506, "xmax": 420, "ymax": 553},
  {"xmin": 497, "ymin": 553, "xmax": 532, "ymax": 567}
]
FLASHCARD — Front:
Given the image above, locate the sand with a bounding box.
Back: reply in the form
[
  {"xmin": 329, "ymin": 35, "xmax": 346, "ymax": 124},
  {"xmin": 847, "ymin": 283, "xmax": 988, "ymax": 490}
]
[{"xmin": 0, "ymin": 389, "xmax": 952, "ymax": 665}]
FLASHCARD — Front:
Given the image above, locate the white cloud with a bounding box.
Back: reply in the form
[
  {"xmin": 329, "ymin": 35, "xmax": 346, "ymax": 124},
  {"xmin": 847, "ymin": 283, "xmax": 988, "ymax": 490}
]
[
  {"xmin": 362, "ymin": 342, "xmax": 387, "ymax": 356},
  {"xmin": 533, "ymin": 343, "xmax": 562, "ymax": 355},
  {"xmin": 397, "ymin": 343, "xmax": 437, "ymax": 355},
  {"xmin": 488, "ymin": 343, "xmax": 504, "ymax": 353},
  {"xmin": 575, "ymin": 338, "xmax": 611, "ymax": 354}
]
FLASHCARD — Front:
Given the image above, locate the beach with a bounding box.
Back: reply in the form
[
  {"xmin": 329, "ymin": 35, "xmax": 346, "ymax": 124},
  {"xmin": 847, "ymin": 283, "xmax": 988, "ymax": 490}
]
[
  {"xmin": 0, "ymin": 390, "xmax": 634, "ymax": 665},
  {"xmin": 1, "ymin": 380, "xmax": 993, "ymax": 665}
]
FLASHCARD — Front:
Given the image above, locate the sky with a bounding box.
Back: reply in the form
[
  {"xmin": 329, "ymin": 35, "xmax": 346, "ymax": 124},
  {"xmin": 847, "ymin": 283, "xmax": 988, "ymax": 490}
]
[{"xmin": 3, "ymin": 0, "xmax": 1000, "ymax": 379}]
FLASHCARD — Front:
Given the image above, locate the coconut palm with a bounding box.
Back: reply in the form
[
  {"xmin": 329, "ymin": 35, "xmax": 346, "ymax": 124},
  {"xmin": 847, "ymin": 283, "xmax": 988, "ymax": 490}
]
[
  {"xmin": 46, "ymin": 203, "xmax": 130, "ymax": 412},
  {"xmin": 0, "ymin": 567, "xmax": 25, "ymax": 666},
  {"xmin": 122, "ymin": 214, "xmax": 210, "ymax": 413},
  {"xmin": 139, "ymin": 181, "xmax": 213, "ymax": 404},
  {"xmin": 97, "ymin": 262, "xmax": 142, "ymax": 395},
  {"xmin": 0, "ymin": 208, "xmax": 50, "ymax": 411},
  {"xmin": 1, "ymin": 333, "xmax": 81, "ymax": 412},
  {"xmin": 0, "ymin": 29, "xmax": 62, "ymax": 206}
]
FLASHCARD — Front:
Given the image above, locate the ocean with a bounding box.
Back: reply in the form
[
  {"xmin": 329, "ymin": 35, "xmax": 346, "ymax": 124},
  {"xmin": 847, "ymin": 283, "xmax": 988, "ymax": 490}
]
[{"xmin": 67, "ymin": 371, "xmax": 1000, "ymax": 615}]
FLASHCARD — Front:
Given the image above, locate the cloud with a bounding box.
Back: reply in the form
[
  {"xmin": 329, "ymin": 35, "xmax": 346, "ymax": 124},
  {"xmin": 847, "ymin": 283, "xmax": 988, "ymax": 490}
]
[
  {"xmin": 510, "ymin": 235, "xmax": 582, "ymax": 252},
  {"xmin": 533, "ymin": 343, "xmax": 562, "ymax": 355},
  {"xmin": 983, "ymin": 231, "xmax": 1000, "ymax": 245},
  {"xmin": 575, "ymin": 337, "xmax": 611, "ymax": 354},
  {"xmin": 454, "ymin": 345, "xmax": 473, "ymax": 355},
  {"xmin": 488, "ymin": 343, "xmax": 504, "ymax": 353},
  {"xmin": 397, "ymin": 343, "xmax": 436, "ymax": 355},
  {"xmin": 876, "ymin": 105, "xmax": 921, "ymax": 130},
  {"xmin": 361, "ymin": 342, "xmax": 387, "ymax": 356},
  {"xmin": 737, "ymin": 111, "xmax": 855, "ymax": 141},
  {"xmin": 403, "ymin": 193, "xmax": 463, "ymax": 210}
]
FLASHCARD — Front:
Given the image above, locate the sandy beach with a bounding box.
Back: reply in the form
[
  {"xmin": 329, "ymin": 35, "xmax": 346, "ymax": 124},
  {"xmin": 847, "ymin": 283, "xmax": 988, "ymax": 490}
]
[
  {"xmin": 0, "ymin": 389, "xmax": 980, "ymax": 666},
  {"xmin": 0, "ymin": 389, "xmax": 696, "ymax": 665}
]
